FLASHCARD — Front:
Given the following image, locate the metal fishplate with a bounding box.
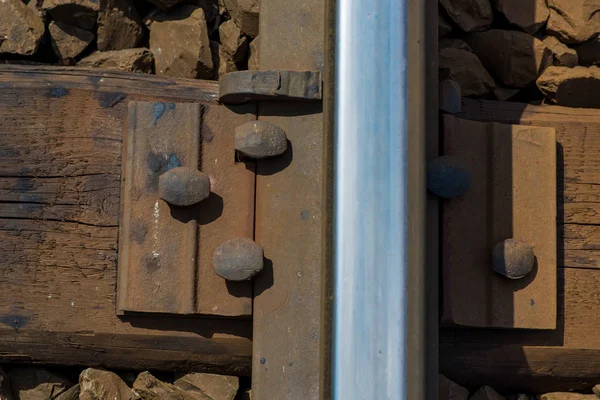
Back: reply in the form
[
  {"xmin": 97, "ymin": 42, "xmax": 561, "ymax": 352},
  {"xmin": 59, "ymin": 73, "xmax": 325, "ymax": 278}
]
[{"xmin": 117, "ymin": 101, "xmax": 258, "ymax": 316}]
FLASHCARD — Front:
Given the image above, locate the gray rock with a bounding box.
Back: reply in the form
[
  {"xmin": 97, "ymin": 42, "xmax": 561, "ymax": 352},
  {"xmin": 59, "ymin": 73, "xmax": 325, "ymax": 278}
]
[
  {"xmin": 547, "ymin": 0, "xmax": 600, "ymax": 44},
  {"xmin": 439, "ymin": 47, "xmax": 495, "ymax": 97},
  {"xmin": 223, "ymin": 0, "xmax": 259, "ymax": 38},
  {"xmin": 439, "ymin": 0, "xmax": 493, "ymax": 33},
  {"xmin": 248, "ymin": 36, "xmax": 259, "ymax": 70},
  {"xmin": 147, "ymin": 5, "xmax": 214, "ymax": 79},
  {"xmin": 492, "ymin": 238, "xmax": 535, "ymax": 279},
  {"xmin": 219, "ymin": 19, "xmax": 249, "ymax": 64},
  {"xmin": 79, "ymin": 48, "xmax": 155, "ymax": 73},
  {"xmin": 42, "ymin": 0, "xmax": 99, "ymax": 30},
  {"xmin": 159, "ymin": 167, "xmax": 211, "ymax": 207},
  {"xmin": 470, "ymin": 386, "xmax": 505, "ymax": 400},
  {"xmin": 175, "ymin": 373, "xmax": 239, "ymax": 400},
  {"xmin": 98, "ymin": 0, "xmax": 144, "ymax": 51},
  {"xmin": 235, "ymin": 120, "xmax": 288, "ymax": 158},
  {"xmin": 427, "ymin": 156, "xmax": 471, "ymax": 199},
  {"xmin": 493, "ymin": 84, "xmax": 521, "ymax": 101},
  {"xmin": 439, "ymin": 375, "xmax": 468, "ymax": 400},
  {"xmin": 576, "ymin": 37, "xmax": 600, "ymax": 66},
  {"xmin": 0, "ymin": 0, "xmax": 45, "ymax": 56},
  {"xmin": 213, "ymin": 238, "xmax": 264, "ymax": 281},
  {"xmin": 537, "ymin": 66, "xmax": 600, "ymax": 108},
  {"xmin": 7, "ymin": 367, "xmax": 69, "ymax": 400},
  {"xmin": 492, "ymin": 0, "xmax": 549, "ymax": 34},
  {"xmin": 439, "ymin": 13, "xmax": 452, "ymax": 37},
  {"xmin": 466, "ymin": 29, "xmax": 553, "ymax": 87},
  {"xmin": 49, "ymin": 21, "xmax": 95, "ymax": 62},
  {"xmin": 54, "ymin": 384, "xmax": 81, "ymax": 400},
  {"xmin": 79, "ymin": 368, "xmax": 132, "ymax": 400},
  {"xmin": 543, "ymin": 35, "xmax": 578, "ymax": 67}
]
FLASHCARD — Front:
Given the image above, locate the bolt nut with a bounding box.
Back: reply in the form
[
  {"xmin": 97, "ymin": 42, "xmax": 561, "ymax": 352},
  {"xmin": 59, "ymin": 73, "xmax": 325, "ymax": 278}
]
[
  {"xmin": 492, "ymin": 238, "xmax": 535, "ymax": 280},
  {"xmin": 158, "ymin": 166, "xmax": 210, "ymax": 207},
  {"xmin": 213, "ymin": 238, "xmax": 264, "ymax": 281},
  {"xmin": 426, "ymin": 155, "xmax": 471, "ymax": 199},
  {"xmin": 235, "ymin": 121, "xmax": 288, "ymax": 159}
]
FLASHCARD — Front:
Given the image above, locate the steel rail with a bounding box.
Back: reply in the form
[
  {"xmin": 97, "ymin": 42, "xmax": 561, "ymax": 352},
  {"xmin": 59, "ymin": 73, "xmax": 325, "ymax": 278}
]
[{"xmin": 329, "ymin": 0, "xmax": 411, "ymax": 398}]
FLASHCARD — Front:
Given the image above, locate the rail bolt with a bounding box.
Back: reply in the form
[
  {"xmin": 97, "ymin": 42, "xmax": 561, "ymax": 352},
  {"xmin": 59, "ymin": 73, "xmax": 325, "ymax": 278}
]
[
  {"xmin": 492, "ymin": 238, "xmax": 535, "ymax": 280},
  {"xmin": 235, "ymin": 121, "xmax": 288, "ymax": 159},
  {"xmin": 158, "ymin": 166, "xmax": 210, "ymax": 207},
  {"xmin": 213, "ymin": 238, "xmax": 264, "ymax": 281},
  {"xmin": 426, "ymin": 155, "xmax": 471, "ymax": 199}
]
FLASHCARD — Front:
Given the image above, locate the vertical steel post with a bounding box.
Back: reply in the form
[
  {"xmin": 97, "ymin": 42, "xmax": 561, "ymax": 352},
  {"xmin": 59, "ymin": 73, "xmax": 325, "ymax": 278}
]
[{"xmin": 326, "ymin": 0, "xmax": 429, "ymax": 397}]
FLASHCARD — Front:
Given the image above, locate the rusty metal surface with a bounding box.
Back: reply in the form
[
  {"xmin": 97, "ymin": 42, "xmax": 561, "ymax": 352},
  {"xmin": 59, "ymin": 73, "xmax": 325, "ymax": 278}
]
[
  {"xmin": 219, "ymin": 70, "xmax": 322, "ymax": 104},
  {"xmin": 252, "ymin": 0, "xmax": 324, "ymax": 397},
  {"xmin": 118, "ymin": 101, "xmax": 256, "ymax": 316}
]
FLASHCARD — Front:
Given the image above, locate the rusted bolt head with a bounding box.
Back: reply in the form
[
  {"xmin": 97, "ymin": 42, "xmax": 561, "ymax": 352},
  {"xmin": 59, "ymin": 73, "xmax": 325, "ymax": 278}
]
[
  {"xmin": 426, "ymin": 155, "xmax": 471, "ymax": 199},
  {"xmin": 235, "ymin": 121, "xmax": 288, "ymax": 159},
  {"xmin": 213, "ymin": 238, "xmax": 264, "ymax": 281},
  {"xmin": 158, "ymin": 166, "xmax": 210, "ymax": 207},
  {"xmin": 492, "ymin": 238, "xmax": 535, "ymax": 280}
]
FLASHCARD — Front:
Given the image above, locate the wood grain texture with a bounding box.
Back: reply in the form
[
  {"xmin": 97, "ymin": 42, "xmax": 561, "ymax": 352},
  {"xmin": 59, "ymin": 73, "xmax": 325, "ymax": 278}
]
[
  {"xmin": 442, "ymin": 100, "xmax": 600, "ymax": 391},
  {"xmin": 0, "ymin": 68, "xmax": 252, "ymax": 373},
  {"xmin": 442, "ymin": 116, "xmax": 557, "ymax": 329}
]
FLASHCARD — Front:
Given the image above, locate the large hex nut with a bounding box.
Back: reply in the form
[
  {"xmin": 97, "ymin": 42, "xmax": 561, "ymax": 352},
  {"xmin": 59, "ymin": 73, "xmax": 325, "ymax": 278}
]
[
  {"xmin": 235, "ymin": 121, "xmax": 288, "ymax": 159},
  {"xmin": 158, "ymin": 166, "xmax": 210, "ymax": 207},
  {"xmin": 213, "ymin": 238, "xmax": 264, "ymax": 281},
  {"xmin": 492, "ymin": 238, "xmax": 535, "ymax": 280}
]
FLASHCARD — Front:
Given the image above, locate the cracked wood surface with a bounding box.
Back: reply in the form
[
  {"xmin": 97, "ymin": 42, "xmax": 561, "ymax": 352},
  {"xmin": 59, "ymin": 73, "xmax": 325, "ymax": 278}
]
[
  {"xmin": 441, "ymin": 99, "xmax": 600, "ymax": 392},
  {"xmin": 0, "ymin": 66, "xmax": 251, "ymax": 374}
]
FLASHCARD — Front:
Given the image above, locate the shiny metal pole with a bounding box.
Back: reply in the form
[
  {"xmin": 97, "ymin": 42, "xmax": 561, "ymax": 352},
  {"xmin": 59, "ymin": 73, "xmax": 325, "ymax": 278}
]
[{"xmin": 329, "ymin": 0, "xmax": 411, "ymax": 398}]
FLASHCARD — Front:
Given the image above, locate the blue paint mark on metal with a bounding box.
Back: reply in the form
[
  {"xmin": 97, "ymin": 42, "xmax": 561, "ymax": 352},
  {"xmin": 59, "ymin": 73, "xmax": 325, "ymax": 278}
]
[
  {"xmin": 49, "ymin": 87, "xmax": 69, "ymax": 98},
  {"xmin": 153, "ymin": 102, "xmax": 167, "ymax": 125},
  {"xmin": 332, "ymin": 0, "xmax": 408, "ymax": 397},
  {"xmin": 167, "ymin": 153, "xmax": 181, "ymax": 170},
  {"xmin": 168, "ymin": 103, "xmax": 176, "ymax": 110}
]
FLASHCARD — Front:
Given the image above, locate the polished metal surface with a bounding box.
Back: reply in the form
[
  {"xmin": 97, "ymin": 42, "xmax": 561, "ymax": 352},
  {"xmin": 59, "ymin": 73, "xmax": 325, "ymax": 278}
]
[{"xmin": 331, "ymin": 0, "xmax": 409, "ymax": 398}]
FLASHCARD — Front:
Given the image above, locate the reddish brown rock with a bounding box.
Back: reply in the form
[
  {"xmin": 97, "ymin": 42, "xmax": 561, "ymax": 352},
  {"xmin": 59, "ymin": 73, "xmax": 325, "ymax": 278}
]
[
  {"xmin": 466, "ymin": 29, "xmax": 553, "ymax": 87},
  {"xmin": 248, "ymin": 36, "xmax": 259, "ymax": 70},
  {"xmin": 49, "ymin": 21, "xmax": 94, "ymax": 62},
  {"xmin": 54, "ymin": 384, "xmax": 81, "ymax": 400},
  {"xmin": 42, "ymin": 0, "xmax": 99, "ymax": 30},
  {"xmin": 98, "ymin": 0, "xmax": 144, "ymax": 51},
  {"xmin": 439, "ymin": 375, "xmax": 468, "ymax": 400},
  {"xmin": 539, "ymin": 394, "xmax": 597, "ymax": 400},
  {"xmin": 470, "ymin": 386, "xmax": 505, "ymax": 400},
  {"xmin": 79, "ymin": 48, "xmax": 154, "ymax": 73},
  {"xmin": 439, "ymin": 47, "xmax": 495, "ymax": 97},
  {"xmin": 492, "ymin": 0, "xmax": 548, "ymax": 34},
  {"xmin": 0, "ymin": 367, "xmax": 13, "ymax": 400},
  {"xmin": 0, "ymin": 0, "xmax": 45, "ymax": 55},
  {"xmin": 145, "ymin": 0, "xmax": 186, "ymax": 9},
  {"xmin": 537, "ymin": 66, "xmax": 600, "ymax": 108},
  {"xmin": 175, "ymin": 373, "xmax": 239, "ymax": 400},
  {"xmin": 219, "ymin": 19, "xmax": 249, "ymax": 64},
  {"xmin": 147, "ymin": 4, "xmax": 214, "ymax": 79},
  {"xmin": 212, "ymin": 40, "xmax": 238, "ymax": 79},
  {"xmin": 439, "ymin": 0, "xmax": 493, "ymax": 33},
  {"xmin": 79, "ymin": 368, "xmax": 132, "ymax": 400},
  {"xmin": 133, "ymin": 371, "xmax": 191, "ymax": 399},
  {"xmin": 439, "ymin": 13, "xmax": 453, "ymax": 37},
  {"xmin": 575, "ymin": 37, "xmax": 600, "ymax": 66},
  {"xmin": 543, "ymin": 35, "xmax": 578, "ymax": 67},
  {"xmin": 547, "ymin": 0, "xmax": 600, "ymax": 44},
  {"xmin": 439, "ymin": 38, "xmax": 472, "ymax": 52},
  {"xmin": 7, "ymin": 367, "xmax": 69, "ymax": 400},
  {"xmin": 223, "ymin": 0, "xmax": 259, "ymax": 37}
]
